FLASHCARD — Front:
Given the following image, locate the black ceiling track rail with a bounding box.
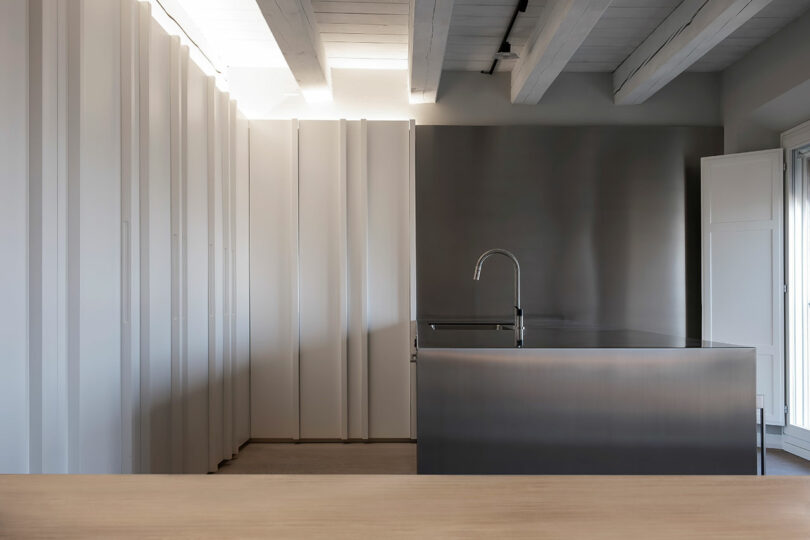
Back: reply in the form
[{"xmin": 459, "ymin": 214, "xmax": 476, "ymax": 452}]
[{"xmin": 481, "ymin": 0, "xmax": 529, "ymax": 75}]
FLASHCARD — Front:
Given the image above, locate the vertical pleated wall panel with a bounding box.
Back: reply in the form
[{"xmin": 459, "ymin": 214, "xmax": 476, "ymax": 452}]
[
  {"xmin": 121, "ymin": 0, "xmax": 141, "ymax": 474},
  {"xmin": 233, "ymin": 110, "xmax": 251, "ymax": 449},
  {"xmin": 168, "ymin": 35, "xmax": 185, "ymax": 473},
  {"xmin": 184, "ymin": 58, "xmax": 211, "ymax": 474},
  {"xmin": 298, "ymin": 120, "xmax": 349, "ymax": 439},
  {"xmin": 346, "ymin": 120, "xmax": 369, "ymax": 440},
  {"xmin": 0, "ymin": 0, "xmax": 31, "ymax": 473},
  {"xmin": 140, "ymin": 7, "xmax": 173, "ymax": 474},
  {"xmin": 250, "ymin": 121, "xmax": 300, "ymax": 439},
  {"xmin": 250, "ymin": 119, "xmax": 414, "ymax": 441},
  {"xmin": 220, "ymin": 91, "xmax": 234, "ymax": 461},
  {"xmin": 366, "ymin": 122, "xmax": 412, "ymax": 439},
  {"xmin": 73, "ymin": 0, "xmax": 124, "ymax": 473},
  {"xmin": 206, "ymin": 78, "xmax": 224, "ymax": 472},
  {"xmin": 0, "ymin": 0, "xmax": 250, "ymax": 474},
  {"xmin": 28, "ymin": 0, "xmax": 67, "ymax": 474}
]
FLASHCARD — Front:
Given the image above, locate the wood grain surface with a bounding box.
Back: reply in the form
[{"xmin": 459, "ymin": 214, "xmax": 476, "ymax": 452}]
[{"xmin": 1, "ymin": 475, "xmax": 810, "ymax": 538}]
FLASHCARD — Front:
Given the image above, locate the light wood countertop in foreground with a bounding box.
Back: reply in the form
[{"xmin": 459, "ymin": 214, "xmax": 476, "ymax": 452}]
[{"xmin": 1, "ymin": 475, "xmax": 810, "ymax": 538}]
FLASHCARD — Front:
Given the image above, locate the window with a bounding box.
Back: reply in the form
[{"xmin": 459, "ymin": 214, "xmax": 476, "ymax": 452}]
[
  {"xmin": 784, "ymin": 120, "xmax": 810, "ymax": 456},
  {"xmin": 787, "ymin": 145, "xmax": 810, "ymax": 431}
]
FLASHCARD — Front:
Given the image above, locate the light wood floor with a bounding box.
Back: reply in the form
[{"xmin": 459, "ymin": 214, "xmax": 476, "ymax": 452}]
[
  {"xmin": 4, "ymin": 475, "xmax": 810, "ymax": 538},
  {"xmin": 219, "ymin": 443, "xmax": 810, "ymax": 475},
  {"xmin": 218, "ymin": 442, "xmax": 417, "ymax": 474},
  {"xmin": 762, "ymin": 449, "xmax": 810, "ymax": 475}
]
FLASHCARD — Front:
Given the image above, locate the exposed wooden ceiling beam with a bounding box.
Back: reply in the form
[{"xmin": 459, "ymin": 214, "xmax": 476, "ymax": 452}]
[
  {"xmin": 510, "ymin": 0, "xmax": 611, "ymax": 105},
  {"xmin": 256, "ymin": 0, "xmax": 332, "ymax": 99},
  {"xmin": 613, "ymin": 0, "xmax": 773, "ymax": 105},
  {"xmin": 409, "ymin": 0, "xmax": 455, "ymax": 103}
]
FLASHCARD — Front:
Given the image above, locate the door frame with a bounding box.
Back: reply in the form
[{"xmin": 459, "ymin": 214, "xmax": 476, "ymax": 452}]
[{"xmin": 782, "ymin": 119, "xmax": 810, "ymax": 458}]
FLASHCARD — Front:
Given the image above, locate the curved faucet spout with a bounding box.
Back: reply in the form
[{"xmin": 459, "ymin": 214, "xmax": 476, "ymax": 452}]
[{"xmin": 473, "ymin": 248, "xmax": 524, "ymax": 347}]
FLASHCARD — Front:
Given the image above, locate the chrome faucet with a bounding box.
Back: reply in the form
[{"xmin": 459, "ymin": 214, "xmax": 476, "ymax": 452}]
[{"xmin": 473, "ymin": 248, "xmax": 524, "ymax": 347}]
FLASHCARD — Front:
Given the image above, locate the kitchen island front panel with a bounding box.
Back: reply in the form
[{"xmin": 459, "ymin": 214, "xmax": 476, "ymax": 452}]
[{"xmin": 417, "ymin": 346, "xmax": 756, "ymax": 474}]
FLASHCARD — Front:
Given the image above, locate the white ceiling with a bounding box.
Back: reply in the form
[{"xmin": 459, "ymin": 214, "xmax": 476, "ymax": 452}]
[
  {"xmin": 691, "ymin": 0, "xmax": 810, "ymax": 71},
  {"xmin": 565, "ymin": 0, "xmax": 682, "ymax": 73},
  {"xmin": 443, "ymin": 0, "xmax": 546, "ymax": 72},
  {"xmin": 313, "ymin": 0, "xmax": 410, "ymax": 69},
  {"xmin": 442, "ymin": 0, "xmax": 810, "ymax": 74},
  {"xmin": 165, "ymin": 0, "xmax": 810, "ymax": 114},
  {"xmin": 173, "ymin": 0, "xmax": 810, "ymax": 77},
  {"xmin": 171, "ymin": 0, "xmax": 810, "ymax": 77}
]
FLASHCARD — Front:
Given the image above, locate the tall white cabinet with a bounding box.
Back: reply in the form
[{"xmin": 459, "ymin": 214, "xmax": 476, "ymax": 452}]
[
  {"xmin": 71, "ymin": 0, "xmax": 125, "ymax": 474},
  {"xmin": 250, "ymin": 121, "xmax": 301, "ymax": 439},
  {"xmin": 298, "ymin": 121, "xmax": 349, "ymax": 439},
  {"xmin": 0, "ymin": 0, "xmax": 251, "ymax": 474},
  {"xmin": 250, "ymin": 119, "xmax": 415, "ymax": 440},
  {"xmin": 0, "ymin": 0, "xmax": 31, "ymax": 473},
  {"xmin": 366, "ymin": 122, "xmax": 412, "ymax": 439}
]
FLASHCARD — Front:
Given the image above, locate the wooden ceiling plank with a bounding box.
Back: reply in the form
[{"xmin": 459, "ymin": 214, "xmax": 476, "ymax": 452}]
[
  {"xmin": 410, "ymin": 0, "xmax": 455, "ymax": 102},
  {"xmin": 613, "ymin": 0, "xmax": 775, "ymax": 104},
  {"xmin": 313, "ymin": 1, "xmax": 410, "ymax": 14},
  {"xmin": 256, "ymin": 0, "xmax": 331, "ymax": 94},
  {"xmin": 511, "ymin": 0, "xmax": 611, "ymax": 104}
]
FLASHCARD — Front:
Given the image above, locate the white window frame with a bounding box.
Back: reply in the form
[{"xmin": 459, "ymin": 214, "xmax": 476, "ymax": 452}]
[{"xmin": 782, "ymin": 119, "xmax": 810, "ymax": 459}]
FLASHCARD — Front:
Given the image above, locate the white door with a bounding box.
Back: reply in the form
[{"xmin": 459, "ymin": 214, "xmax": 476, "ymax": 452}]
[{"xmin": 701, "ymin": 149, "xmax": 784, "ymax": 426}]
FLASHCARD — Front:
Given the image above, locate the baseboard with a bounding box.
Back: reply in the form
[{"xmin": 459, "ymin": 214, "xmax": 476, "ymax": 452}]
[
  {"xmin": 783, "ymin": 439, "xmax": 810, "ymax": 460},
  {"xmin": 249, "ymin": 438, "xmax": 416, "ymax": 443}
]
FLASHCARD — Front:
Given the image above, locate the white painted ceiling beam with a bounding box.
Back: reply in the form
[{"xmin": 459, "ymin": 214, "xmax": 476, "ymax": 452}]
[
  {"xmin": 510, "ymin": 0, "xmax": 611, "ymax": 105},
  {"xmin": 409, "ymin": 0, "xmax": 455, "ymax": 104},
  {"xmin": 256, "ymin": 0, "xmax": 332, "ymax": 99},
  {"xmin": 613, "ymin": 0, "xmax": 774, "ymax": 105}
]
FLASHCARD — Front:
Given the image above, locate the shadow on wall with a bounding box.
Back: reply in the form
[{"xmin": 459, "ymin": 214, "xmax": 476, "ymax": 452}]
[
  {"xmin": 142, "ymin": 361, "xmax": 251, "ymax": 474},
  {"xmin": 722, "ymin": 7, "xmax": 810, "ymax": 152}
]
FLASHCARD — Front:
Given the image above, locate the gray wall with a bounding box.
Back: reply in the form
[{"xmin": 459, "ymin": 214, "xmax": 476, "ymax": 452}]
[
  {"xmin": 723, "ymin": 8, "xmax": 810, "ymax": 153},
  {"xmin": 416, "ymin": 126, "xmax": 723, "ymax": 338},
  {"xmin": 427, "ymin": 71, "xmax": 722, "ymax": 126}
]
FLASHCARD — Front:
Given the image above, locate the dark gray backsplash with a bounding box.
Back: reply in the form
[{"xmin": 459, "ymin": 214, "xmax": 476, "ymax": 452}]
[{"xmin": 415, "ymin": 125, "xmax": 723, "ymax": 338}]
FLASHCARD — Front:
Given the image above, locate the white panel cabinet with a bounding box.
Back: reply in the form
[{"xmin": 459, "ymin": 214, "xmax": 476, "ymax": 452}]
[
  {"xmin": 0, "ymin": 0, "xmax": 30, "ymax": 473},
  {"xmin": 206, "ymin": 78, "xmax": 224, "ymax": 472},
  {"xmin": 0, "ymin": 0, "xmax": 251, "ymax": 474},
  {"xmin": 250, "ymin": 119, "xmax": 414, "ymax": 441},
  {"xmin": 183, "ymin": 60, "xmax": 211, "ymax": 473},
  {"xmin": 367, "ymin": 121, "xmax": 412, "ymax": 439},
  {"xmin": 28, "ymin": 0, "xmax": 66, "ymax": 474},
  {"xmin": 139, "ymin": 6, "xmax": 174, "ymax": 474},
  {"xmin": 298, "ymin": 120, "xmax": 349, "ymax": 439},
  {"xmin": 250, "ymin": 121, "xmax": 301, "ymax": 439},
  {"xmin": 220, "ymin": 91, "xmax": 234, "ymax": 461},
  {"xmin": 702, "ymin": 149, "xmax": 784, "ymax": 425},
  {"xmin": 168, "ymin": 36, "xmax": 185, "ymax": 473},
  {"xmin": 73, "ymin": 0, "xmax": 124, "ymax": 473},
  {"xmin": 233, "ymin": 111, "xmax": 251, "ymax": 448},
  {"xmin": 204, "ymin": 84, "xmax": 240, "ymax": 469},
  {"xmin": 346, "ymin": 120, "xmax": 369, "ymax": 439}
]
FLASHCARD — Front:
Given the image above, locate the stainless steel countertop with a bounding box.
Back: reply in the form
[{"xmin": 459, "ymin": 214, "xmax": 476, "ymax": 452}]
[{"xmin": 416, "ymin": 319, "xmax": 746, "ymax": 349}]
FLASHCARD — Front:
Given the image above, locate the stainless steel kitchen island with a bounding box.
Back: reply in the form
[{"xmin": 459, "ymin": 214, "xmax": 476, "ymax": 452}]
[{"xmin": 416, "ymin": 322, "xmax": 756, "ymax": 475}]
